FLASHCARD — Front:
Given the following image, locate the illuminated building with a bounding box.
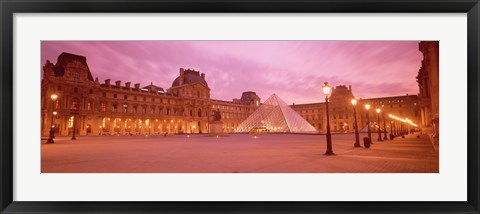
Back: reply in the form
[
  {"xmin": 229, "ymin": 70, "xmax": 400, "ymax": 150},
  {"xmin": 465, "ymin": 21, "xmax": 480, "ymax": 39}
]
[
  {"xmin": 41, "ymin": 52, "xmax": 259, "ymax": 136},
  {"xmin": 416, "ymin": 41, "xmax": 439, "ymax": 146}
]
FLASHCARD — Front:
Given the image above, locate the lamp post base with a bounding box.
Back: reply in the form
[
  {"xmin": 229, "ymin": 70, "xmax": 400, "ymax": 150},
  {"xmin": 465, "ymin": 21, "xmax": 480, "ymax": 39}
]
[
  {"xmin": 46, "ymin": 138, "xmax": 54, "ymax": 144},
  {"xmin": 324, "ymin": 151, "xmax": 335, "ymax": 155}
]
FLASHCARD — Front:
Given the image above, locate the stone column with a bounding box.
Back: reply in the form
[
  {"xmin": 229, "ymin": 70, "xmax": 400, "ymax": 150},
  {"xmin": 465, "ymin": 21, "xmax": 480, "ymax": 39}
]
[
  {"xmin": 149, "ymin": 119, "xmax": 153, "ymax": 134},
  {"xmin": 139, "ymin": 119, "xmax": 144, "ymax": 135},
  {"xmin": 79, "ymin": 116, "xmax": 87, "ymax": 136},
  {"xmin": 60, "ymin": 115, "xmax": 69, "ymax": 136},
  {"xmin": 109, "ymin": 119, "xmax": 115, "ymax": 135},
  {"xmin": 120, "ymin": 118, "xmax": 125, "ymax": 135}
]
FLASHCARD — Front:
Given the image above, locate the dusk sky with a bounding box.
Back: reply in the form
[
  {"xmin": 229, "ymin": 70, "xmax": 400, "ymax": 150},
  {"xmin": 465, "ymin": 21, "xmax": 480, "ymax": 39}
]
[{"xmin": 41, "ymin": 41, "xmax": 423, "ymax": 104}]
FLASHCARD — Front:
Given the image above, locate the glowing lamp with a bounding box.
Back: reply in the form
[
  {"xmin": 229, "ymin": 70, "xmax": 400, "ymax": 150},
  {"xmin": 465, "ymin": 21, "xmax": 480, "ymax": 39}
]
[
  {"xmin": 365, "ymin": 104, "xmax": 371, "ymax": 110},
  {"xmin": 351, "ymin": 99, "xmax": 357, "ymax": 106},
  {"xmin": 322, "ymin": 82, "xmax": 331, "ymax": 98},
  {"xmin": 50, "ymin": 94, "xmax": 58, "ymax": 101}
]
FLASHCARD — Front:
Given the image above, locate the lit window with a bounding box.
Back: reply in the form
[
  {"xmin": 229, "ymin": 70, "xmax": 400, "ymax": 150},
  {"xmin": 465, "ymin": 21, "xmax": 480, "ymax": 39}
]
[{"xmin": 68, "ymin": 116, "xmax": 74, "ymax": 128}]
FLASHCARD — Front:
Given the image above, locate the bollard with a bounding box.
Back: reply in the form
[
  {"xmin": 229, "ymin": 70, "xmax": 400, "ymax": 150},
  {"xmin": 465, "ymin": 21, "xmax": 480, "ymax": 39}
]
[
  {"xmin": 363, "ymin": 137, "xmax": 371, "ymax": 148},
  {"xmin": 389, "ymin": 133, "xmax": 394, "ymax": 140}
]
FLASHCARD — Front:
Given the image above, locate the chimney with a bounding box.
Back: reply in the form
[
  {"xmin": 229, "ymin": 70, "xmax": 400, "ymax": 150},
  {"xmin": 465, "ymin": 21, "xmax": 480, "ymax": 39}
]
[
  {"xmin": 201, "ymin": 73, "xmax": 205, "ymax": 79},
  {"xmin": 115, "ymin": 80, "xmax": 121, "ymax": 87},
  {"xmin": 179, "ymin": 68, "xmax": 185, "ymax": 85},
  {"xmin": 134, "ymin": 83, "xmax": 140, "ymax": 90},
  {"xmin": 125, "ymin": 82, "xmax": 131, "ymax": 88},
  {"xmin": 95, "ymin": 77, "xmax": 99, "ymax": 84},
  {"xmin": 105, "ymin": 79, "xmax": 111, "ymax": 86},
  {"xmin": 349, "ymin": 85, "xmax": 352, "ymax": 92}
]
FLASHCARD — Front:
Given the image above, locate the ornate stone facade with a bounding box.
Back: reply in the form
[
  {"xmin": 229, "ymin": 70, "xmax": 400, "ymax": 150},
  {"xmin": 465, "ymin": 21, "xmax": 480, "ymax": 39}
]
[
  {"xmin": 41, "ymin": 52, "xmax": 425, "ymax": 137},
  {"xmin": 416, "ymin": 41, "xmax": 439, "ymax": 146},
  {"xmin": 291, "ymin": 85, "xmax": 421, "ymax": 134},
  {"xmin": 41, "ymin": 52, "xmax": 259, "ymax": 137}
]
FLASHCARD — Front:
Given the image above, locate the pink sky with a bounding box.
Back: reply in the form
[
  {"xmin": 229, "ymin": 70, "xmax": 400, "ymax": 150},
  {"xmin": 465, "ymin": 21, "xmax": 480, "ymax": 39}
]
[{"xmin": 41, "ymin": 41, "xmax": 423, "ymax": 104}]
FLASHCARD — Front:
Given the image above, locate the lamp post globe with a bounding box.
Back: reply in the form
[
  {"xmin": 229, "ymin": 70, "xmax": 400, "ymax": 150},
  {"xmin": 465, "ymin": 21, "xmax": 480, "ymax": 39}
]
[
  {"xmin": 322, "ymin": 82, "xmax": 334, "ymax": 155},
  {"xmin": 376, "ymin": 108, "xmax": 383, "ymax": 141},
  {"xmin": 351, "ymin": 99, "xmax": 360, "ymax": 147}
]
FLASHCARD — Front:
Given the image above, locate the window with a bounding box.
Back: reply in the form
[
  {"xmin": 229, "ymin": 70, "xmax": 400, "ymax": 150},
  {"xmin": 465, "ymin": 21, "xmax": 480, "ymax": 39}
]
[
  {"xmin": 124, "ymin": 95, "xmax": 128, "ymax": 100},
  {"xmin": 68, "ymin": 116, "xmax": 74, "ymax": 128},
  {"xmin": 101, "ymin": 103, "xmax": 106, "ymax": 112},
  {"xmin": 135, "ymin": 96, "xmax": 137, "ymax": 101},
  {"xmin": 123, "ymin": 104, "xmax": 128, "ymax": 113},
  {"xmin": 74, "ymin": 87, "xmax": 78, "ymax": 93},
  {"xmin": 73, "ymin": 71, "xmax": 80, "ymax": 81},
  {"xmin": 114, "ymin": 94, "xmax": 117, "ymax": 99},
  {"xmin": 57, "ymin": 86, "xmax": 62, "ymax": 91},
  {"xmin": 143, "ymin": 97, "xmax": 146, "ymax": 101},
  {"xmin": 112, "ymin": 104, "xmax": 118, "ymax": 112},
  {"xmin": 89, "ymin": 89, "xmax": 93, "ymax": 94},
  {"xmin": 103, "ymin": 92, "xmax": 106, "ymax": 97},
  {"xmin": 87, "ymin": 102, "xmax": 92, "ymax": 110}
]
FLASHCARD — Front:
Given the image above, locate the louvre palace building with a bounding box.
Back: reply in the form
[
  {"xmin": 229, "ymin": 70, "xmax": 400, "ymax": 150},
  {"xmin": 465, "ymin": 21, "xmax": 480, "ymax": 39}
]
[{"xmin": 41, "ymin": 46, "xmax": 435, "ymax": 138}]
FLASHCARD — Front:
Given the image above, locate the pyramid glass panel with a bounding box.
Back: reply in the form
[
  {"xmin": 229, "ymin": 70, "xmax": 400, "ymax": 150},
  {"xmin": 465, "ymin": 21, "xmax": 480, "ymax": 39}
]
[{"xmin": 233, "ymin": 94, "xmax": 317, "ymax": 133}]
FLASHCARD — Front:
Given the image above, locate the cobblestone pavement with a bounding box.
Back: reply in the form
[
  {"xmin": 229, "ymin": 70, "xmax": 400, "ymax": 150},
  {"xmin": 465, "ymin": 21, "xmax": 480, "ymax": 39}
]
[{"xmin": 41, "ymin": 132, "xmax": 438, "ymax": 173}]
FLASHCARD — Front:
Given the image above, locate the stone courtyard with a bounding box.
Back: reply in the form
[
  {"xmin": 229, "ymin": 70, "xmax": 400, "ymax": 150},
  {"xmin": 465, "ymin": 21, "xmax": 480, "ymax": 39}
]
[{"xmin": 41, "ymin": 133, "xmax": 439, "ymax": 173}]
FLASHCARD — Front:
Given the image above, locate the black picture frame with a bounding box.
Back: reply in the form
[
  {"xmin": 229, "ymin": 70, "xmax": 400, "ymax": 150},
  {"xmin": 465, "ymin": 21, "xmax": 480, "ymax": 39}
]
[{"xmin": 1, "ymin": 0, "xmax": 479, "ymax": 213}]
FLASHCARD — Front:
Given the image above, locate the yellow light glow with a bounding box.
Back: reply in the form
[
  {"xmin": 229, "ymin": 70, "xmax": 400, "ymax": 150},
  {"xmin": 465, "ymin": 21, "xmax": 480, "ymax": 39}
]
[
  {"xmin": 53, "ymin": 111, "xmax": 57, "ymax": 115},
  {"xmin": 322, "ymin": 82, "xmax": 331, "ymax": 97},
  {"xmin": 351, "ymin": 99, "xmax": 357, "ymax": 106},
  {"xmin": 365, "ymin": 104, "xmax": 371, "ymax": 110},
  {"xmin": 376, "ymin": 108, "xmax": 381, "ymax": 113},
  {"xmin": 50, "ymin": 94, "xmax": 58, "ymax": 101}
]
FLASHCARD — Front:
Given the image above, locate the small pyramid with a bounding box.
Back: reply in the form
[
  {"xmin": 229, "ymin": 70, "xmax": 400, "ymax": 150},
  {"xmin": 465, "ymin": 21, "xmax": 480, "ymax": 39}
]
[{"xmin": 233, "ymin": 94, "xmax": 317, "ymax": 133}]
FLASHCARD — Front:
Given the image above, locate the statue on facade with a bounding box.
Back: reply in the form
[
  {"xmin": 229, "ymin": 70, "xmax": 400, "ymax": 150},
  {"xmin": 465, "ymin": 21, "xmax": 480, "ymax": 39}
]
[{"xmin": 212, "ymin": 109, "xmax": 222, "ymax": 121}]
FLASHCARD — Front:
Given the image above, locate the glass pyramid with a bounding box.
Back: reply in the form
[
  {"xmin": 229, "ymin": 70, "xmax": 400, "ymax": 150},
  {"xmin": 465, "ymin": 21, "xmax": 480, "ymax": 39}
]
[{"xmin": 233, "ymin": 94, "xmax": 317, "ymax": 133}]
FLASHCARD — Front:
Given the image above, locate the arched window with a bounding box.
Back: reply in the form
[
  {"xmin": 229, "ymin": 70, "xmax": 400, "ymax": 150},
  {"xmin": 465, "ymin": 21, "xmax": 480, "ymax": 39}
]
[{"xmin": 198, "ymin": 109, "xmax": 202, "ymax": 117}]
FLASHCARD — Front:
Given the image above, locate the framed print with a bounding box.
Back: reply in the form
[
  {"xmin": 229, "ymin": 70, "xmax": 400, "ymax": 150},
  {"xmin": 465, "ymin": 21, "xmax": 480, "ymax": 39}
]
[{"xmin": 1, "ymin": 0, "xmax": 479, "ymax": 213}]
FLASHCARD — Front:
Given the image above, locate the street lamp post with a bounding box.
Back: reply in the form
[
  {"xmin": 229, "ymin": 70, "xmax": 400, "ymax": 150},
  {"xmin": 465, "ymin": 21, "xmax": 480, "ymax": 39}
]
[
  {"xmin": 406, "ymin": 118, "xmax": 411, "ymax": 135},
  {"xmin": 322, "ymin": 82, "xmax": 334, "ymax": 155},
  {"xmin": 376, "ymin": 108, "xmax": 383, "ymax": 141},
  {"xmin": 72, "ymin": 115, "xmax": 77, "ymax": 140},
  {"xmin": 351, "ymin": 99, "xmax": 360, "ymax": 147},
  {"xmin": 46, "ymin": 94, "xmax": 58, "ymax": 144},
  {"xmin": 389, "ymin": 114, "xmax": 394, "ymax": 139},
  {"xmin": 383, "ymin": 112, "xmax": 388, "ymax": 140},
  {"xmin": 365, "ymin": 104, "xmax": 372, "ymax": 142}
]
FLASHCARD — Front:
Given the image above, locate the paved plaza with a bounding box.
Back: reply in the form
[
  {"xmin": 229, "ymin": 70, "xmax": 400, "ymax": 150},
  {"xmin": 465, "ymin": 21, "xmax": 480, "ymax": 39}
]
[{"xmin": 41, "ymin": 133, "xmax": 438, "ymax": 173}]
